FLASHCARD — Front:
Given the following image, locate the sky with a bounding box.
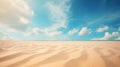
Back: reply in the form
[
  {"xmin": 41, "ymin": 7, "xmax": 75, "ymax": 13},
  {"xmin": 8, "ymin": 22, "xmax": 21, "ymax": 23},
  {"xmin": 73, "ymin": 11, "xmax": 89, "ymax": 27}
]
[{"xmin": 0, "ymin": 0, "xmax": 120, "ymax": 40}]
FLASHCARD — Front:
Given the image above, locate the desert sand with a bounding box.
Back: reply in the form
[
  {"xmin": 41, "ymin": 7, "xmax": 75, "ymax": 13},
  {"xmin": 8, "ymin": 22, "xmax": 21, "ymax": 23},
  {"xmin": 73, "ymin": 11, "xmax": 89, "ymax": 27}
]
[{"xmin": 0, "ymin": 41, "xmax": 120, "ymax": 67}]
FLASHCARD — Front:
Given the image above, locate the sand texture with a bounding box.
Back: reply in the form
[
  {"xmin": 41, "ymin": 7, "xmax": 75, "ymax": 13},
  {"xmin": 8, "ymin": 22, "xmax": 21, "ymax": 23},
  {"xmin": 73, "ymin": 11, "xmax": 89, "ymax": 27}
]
[{"xmin": 0, "ymin": 41, "xmax": 120, "ymax": 67}]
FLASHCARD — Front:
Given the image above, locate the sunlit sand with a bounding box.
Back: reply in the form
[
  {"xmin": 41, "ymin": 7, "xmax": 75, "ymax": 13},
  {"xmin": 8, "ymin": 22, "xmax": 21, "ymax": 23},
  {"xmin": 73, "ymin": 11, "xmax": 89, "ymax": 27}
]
[{"xmin": 0, "ymin": 41, "xmax": 120, "ymax": 67}]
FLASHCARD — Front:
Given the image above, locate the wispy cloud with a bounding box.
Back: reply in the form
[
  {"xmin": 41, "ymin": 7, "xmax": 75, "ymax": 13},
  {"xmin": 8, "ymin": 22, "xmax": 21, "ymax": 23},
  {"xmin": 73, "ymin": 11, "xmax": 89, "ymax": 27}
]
[
  {"xmin": 87, "ymin": 12, "xmax": 120, "ymax": 26},
  {"xmin": 96, "ymin": 26, "xmax": 109, "ymax": 32},
  {"xmin": 25, "ymin": 0, "xmax": 71, "ymax": 38},
  {"xmin": 45, "ymin": 0, "xmax": 71, "ymax": 31}
]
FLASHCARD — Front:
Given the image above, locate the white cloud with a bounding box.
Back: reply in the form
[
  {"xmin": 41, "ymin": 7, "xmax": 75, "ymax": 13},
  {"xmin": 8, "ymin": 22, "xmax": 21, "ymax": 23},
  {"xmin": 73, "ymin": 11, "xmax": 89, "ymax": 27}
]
[
  {"xmin": 23, "ymin": 32, "xmax": 32, "ymax": 37},
  {"xmin": 45, "ymin": 31, "xmax": 62, "ymax": 37},
  {"xmin": 96, "ymin": 26, "xmax": 109, "ymax": 32},
  {"xmin": 19, "ymin": 16, "xmax": 30, "ymax": 24},
  {"xmin": 119, "ymin": 27, "xmax": 120, "ymax": 31},
  {"xmin": 79, "ymin": 27, "xmax": 91, "ymax": 36},
  {"xmin": 22, "ymin": 0, "xmax": 70, "ymax": 38},
  {"xmin": 25, "ymin": 27, "xmax": 63, "ymax": 37},
  {"xmin": 0, "ymin": 0, "xmax": 34, "ymax": 39},
  {"xmin": 25, "ymin": 0, "xmax": 70, "ymax": 38},
  {"xmin": 0, "ymin": 0, "xmax": 34, "ymax": 32},
  {"xmin": 68, "ymin": 28, "xmax": 78, "ymax": 35},
  {"xmin": 40, "ymin": 28, "xmax": 63, "ymax": 37},
  {"xmin": 32, "ymin": 27, "xmax": 41, "ymax": 35},
  {"xmin": 116, "ymin": 37, "xmax": 120, "ymax": 40},
  {"xmin": 0, "ymin": 24, "xmax": 17, "ymax": 33},
  {"xmin": 93, "ymin": 32, "xmax": 120, "ymax": 40},
  {"xmin": 46, "ymin": 0, "xmax": 71, "ymax": 31},
  {"xmin": 0, "ymin": 32, "xmax": 11, "ymax": 40},
  {"xmin": 22, "ymin": 27, "xmax": 41, "ymax": 37}
]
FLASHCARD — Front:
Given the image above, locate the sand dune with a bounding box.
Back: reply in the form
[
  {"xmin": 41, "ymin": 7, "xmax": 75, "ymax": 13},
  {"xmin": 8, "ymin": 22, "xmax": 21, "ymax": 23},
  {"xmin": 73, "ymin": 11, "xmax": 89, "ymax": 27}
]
[{"xmin": 0, "ymin": 41, "xmax": 120, "ymax": 67}]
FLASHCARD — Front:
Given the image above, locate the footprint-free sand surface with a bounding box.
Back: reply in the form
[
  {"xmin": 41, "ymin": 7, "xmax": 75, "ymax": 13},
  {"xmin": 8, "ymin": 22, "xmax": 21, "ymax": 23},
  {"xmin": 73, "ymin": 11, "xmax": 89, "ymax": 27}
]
[{"xmin": 0, "ymin": 41, "xmax": 120, "ymax": 67}]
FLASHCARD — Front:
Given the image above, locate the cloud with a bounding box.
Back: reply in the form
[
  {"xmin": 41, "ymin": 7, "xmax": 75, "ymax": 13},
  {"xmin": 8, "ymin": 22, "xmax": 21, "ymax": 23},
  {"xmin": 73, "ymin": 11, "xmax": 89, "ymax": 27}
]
[
  {"xmin": 20, "ymin": 0, "xmax": 70, "ymax": 38},
  {"xmin": 0, "ymin": 32, "xmax": 11, "ymax": 40},
  {"xmin": 22, "ymin": 27, "xmax": 42, "ymax": 37},
  {"xmin": 96, "ymin": 26, "xmax": 109, "ymax": 32},
  {"xmin": 79, "ymin": 27, "xmax": 91, "ymax": 36},
  {"xmin": 93, "ymin": 32, "xmax": 120, "ymax": 40},
  {"xmin": 119, "ymin": 27, "xmax": 120, "ymax": 31},
  {"xmin": 26, "ymin": 27, "xmax": 63, "ymax": 37},
  {"xmin": 88, "ymin": 12, "xmax": 120, "ymax": 26},
  {"xmin": 45, "ymin": 31, "xmax": 62, "ymax": 37},
  {"xmin": 19, "ymin": 16, "xmax": 31, "ymax": 24},
  {"xmin": 22, "ymin": 0, "xmax": 70, "ymax": 38},
  {"xmin": 68, "ymin": 28, "xmax": 78, "ymax": 35},
  {"xmin": 46, "ymin": 0, "xmax": 71, "ymax": 31},
  {"xmin": 40, "ymin": 28, "xmax": 62, "ymax": 37},
  {"xmin": 0, "ymin": 0, "xmax": 34, "ymax": 40},
  {"xmin": 117, "ymin": 37, "xmax": 120, "ymax": 40},
  {"xmin": 32, "ymin": 27, "xmax": 41, "ymax": 35},
  {"xmin": 0, "ymin": 0, "xmax": 34, "ymax": 32}
]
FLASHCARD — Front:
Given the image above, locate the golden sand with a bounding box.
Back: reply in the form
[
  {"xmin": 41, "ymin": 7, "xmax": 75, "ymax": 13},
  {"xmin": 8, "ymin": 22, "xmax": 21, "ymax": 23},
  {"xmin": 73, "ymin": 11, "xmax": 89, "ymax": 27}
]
[{"xmin": 0, "ymin": 41, "xmax": 120, "ymax": 67}]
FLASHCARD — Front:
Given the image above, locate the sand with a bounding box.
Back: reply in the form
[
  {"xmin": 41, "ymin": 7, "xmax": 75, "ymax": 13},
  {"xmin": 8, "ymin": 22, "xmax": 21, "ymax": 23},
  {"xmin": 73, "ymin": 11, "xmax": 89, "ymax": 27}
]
[{"xmin": 0, "ymin": 41, "xmax": 120, "ymax": 67}]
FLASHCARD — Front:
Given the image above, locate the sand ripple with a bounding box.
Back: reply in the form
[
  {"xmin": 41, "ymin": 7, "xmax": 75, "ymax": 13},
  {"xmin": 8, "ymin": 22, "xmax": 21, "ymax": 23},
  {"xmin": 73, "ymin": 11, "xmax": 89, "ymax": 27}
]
[{"xmin": 0, "ymin": 41, "xmax": 120, "ymax": 67}]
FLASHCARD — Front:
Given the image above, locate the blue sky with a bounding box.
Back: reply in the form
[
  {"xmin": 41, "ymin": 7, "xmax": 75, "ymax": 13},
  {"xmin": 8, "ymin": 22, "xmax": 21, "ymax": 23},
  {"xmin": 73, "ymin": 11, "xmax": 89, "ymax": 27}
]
[{"xmin": 0, "ymin": 0, "xmax": 120, "ymax": 40}]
